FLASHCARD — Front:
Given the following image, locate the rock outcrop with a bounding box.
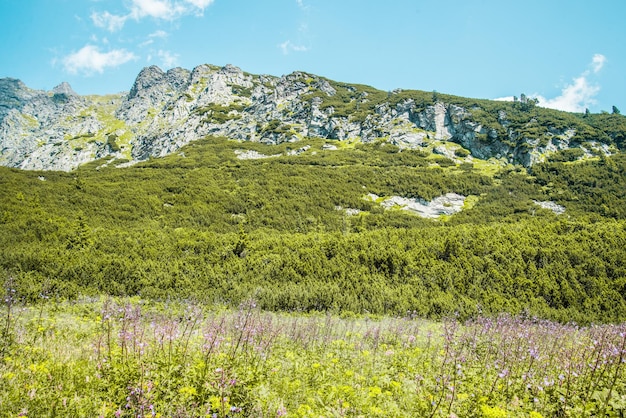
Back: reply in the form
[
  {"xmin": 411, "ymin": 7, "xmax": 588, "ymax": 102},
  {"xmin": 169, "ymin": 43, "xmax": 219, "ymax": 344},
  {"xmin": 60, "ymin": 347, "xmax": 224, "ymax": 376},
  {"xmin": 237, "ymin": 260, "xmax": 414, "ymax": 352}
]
[{"xmin": 0, "ymin": 64, "xmax": 619, "ymax": 171}]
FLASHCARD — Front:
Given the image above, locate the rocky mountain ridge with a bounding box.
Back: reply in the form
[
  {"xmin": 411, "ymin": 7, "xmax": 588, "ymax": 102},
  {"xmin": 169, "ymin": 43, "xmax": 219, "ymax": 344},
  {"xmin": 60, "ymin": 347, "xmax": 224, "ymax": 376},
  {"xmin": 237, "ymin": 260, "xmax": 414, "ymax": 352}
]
[{"xmin": 1, "ymin": 63, "xmax": 623, "ymax": 171}]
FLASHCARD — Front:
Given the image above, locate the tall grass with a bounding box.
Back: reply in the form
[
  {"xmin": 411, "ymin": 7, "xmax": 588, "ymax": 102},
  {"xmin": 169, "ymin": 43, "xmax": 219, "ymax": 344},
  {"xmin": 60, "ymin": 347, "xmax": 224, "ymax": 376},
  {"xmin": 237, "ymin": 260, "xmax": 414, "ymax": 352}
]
[{"xmin": 0, "ymin": 297, "xmax": 624, "ymax": 417}]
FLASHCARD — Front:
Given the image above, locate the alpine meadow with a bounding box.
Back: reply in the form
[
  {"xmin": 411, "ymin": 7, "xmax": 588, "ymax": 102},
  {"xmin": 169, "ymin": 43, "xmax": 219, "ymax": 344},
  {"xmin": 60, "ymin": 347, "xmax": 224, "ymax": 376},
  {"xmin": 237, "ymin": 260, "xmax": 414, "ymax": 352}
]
[{"xmin": 1, "ymin": 61, "xmax": 626, "ymax": 417}]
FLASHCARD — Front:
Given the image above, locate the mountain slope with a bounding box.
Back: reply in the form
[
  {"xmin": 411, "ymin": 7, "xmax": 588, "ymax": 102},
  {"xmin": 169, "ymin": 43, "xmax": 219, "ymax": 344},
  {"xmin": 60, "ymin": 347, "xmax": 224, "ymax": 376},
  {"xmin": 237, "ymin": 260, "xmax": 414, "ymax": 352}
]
[
  {"xmin": 1, "ymin": 64, "xmax": 625, "ymax": 171},
  {"xmin": 2, "ymin": 134, "xmax": 626, "ymax": 322}
]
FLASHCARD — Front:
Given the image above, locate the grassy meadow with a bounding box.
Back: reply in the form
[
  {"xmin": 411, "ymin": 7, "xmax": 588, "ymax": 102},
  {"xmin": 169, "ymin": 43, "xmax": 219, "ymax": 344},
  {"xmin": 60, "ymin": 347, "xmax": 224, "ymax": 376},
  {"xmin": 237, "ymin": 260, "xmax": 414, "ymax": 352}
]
[{"xmin": 1, "ymin": 298, "xmax": 625, "ymax": 417}]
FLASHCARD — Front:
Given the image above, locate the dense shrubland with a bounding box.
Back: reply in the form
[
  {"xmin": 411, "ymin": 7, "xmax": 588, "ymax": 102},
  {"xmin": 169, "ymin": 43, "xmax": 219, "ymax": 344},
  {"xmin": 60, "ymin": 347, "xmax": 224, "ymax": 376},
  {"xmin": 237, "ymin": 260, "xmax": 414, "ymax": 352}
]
[{"xmin": 2, "ymin": 136, "xmax": 626, "ymax": 324}]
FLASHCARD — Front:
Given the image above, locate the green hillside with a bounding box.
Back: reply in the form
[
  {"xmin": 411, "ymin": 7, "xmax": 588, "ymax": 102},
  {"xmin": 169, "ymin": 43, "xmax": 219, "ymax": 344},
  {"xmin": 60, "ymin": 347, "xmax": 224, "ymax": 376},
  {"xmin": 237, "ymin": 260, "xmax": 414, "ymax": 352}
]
[
  {"xmin": 305, "ymin": 78, "xmax": 626, "ymax": 156},
  {"xmin": 2, "ymin": 136, "xmax": 626, "ymax": 323}
]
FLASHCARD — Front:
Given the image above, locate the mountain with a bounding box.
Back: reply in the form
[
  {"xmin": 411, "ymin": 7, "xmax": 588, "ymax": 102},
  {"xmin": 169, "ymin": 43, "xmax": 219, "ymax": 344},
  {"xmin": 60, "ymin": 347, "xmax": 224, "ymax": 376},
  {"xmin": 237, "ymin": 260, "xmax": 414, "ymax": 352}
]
[
  {"xmin": 3, "ymin": 65, "xmax": 626, "ymax": 324},
  {"xmin": 1, "ymin": 64, "xmax": 625, "ymax": 171}
]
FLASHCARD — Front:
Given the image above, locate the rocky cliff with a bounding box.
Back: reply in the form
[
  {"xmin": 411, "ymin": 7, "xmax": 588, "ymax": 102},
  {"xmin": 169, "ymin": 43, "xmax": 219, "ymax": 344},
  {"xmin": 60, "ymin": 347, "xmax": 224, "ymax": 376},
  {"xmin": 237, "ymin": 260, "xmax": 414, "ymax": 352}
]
[{"xmin": 0, "ymin": 64, "xmax": 622, "ymax": 171}]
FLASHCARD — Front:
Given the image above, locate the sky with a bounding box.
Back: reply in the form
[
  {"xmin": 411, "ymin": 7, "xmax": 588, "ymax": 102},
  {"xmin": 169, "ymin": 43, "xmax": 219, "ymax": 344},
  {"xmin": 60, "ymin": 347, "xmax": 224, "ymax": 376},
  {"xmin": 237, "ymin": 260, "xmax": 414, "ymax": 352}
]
[{"xmin": 0, "ymin": 0, "xmax": 624, "ymax": 113}]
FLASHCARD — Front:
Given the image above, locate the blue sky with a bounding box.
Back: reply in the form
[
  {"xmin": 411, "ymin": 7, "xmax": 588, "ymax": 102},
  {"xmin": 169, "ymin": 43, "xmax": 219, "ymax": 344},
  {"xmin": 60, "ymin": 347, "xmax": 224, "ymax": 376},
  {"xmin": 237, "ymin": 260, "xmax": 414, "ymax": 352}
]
[{"xmin": 0, "ymin": 0, "xmax": 624, "ymax": 113}]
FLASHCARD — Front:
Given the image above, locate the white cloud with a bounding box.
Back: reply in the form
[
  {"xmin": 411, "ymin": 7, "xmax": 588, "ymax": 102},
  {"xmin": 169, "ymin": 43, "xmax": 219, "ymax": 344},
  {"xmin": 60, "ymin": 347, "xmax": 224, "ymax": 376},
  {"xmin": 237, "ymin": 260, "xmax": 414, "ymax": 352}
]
[
  {"xmin": 496, "ymin": 55, "xmax": 607, "ymax": 112},
  {"xmin": 296, "ymin": 0, "xmax": 309, "ymax": 10},
  {"xmin": 279, "ymin": 40, "xmax": 309, "ymax": 55},
  {"xmin": 591, "ymin": 53, "xmax": 606, "ymax": 73},
  {"xmin": 184, "ymin": 0, "xmax": 215, "ymax": 14},
  {"xmin": 157, "ymin": 50, "xmax": 180, "ymax": 68},
  {"xmin": 149, "ymin": 30, "xmax": 169, "ymax": 39},
  {"xmin": 536, "ymin": 76, "xmax": 600, "ymax": 112},
  {"xmin": 63, "ymin": 45, "xmax": 137, "ymax": 75},
  {"xmin": 139, "ymin": 39, "xmax": 154, "ymax": 47},
  {"xmin": 130, "ymin": 0, "xmax": 186, "ymax": 20},
  {"xmin": 279, "ymin": 16, "xmax": 309, "ymax": 55},
  {"xmin": 139, "ymin": 31, "xmax": 168, "ymax": 47},
  {"xmin": 536, "ymin": 54, "xmax": 606, "ymax": 112},
  {"xmin": 91, "ymin": 11, "xmax": 128, "ymax": 32},
  {"xmin": 91, "ymin": 0, "xmax": 216, "ymax": 31}
]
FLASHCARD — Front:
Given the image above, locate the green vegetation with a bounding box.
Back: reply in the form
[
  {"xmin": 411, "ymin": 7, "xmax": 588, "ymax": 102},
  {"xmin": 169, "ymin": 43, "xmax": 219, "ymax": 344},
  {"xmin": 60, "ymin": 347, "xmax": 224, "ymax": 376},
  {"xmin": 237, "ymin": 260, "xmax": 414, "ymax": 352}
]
[
  {"xmin": 106, "ymin": 134, "xmax": 121, "ymax": 152},
  {"xmin": 1, "ymin": 136, "xmax": 626, "ymax": 324},
  {"xmin": 302, "ymin": 78, "xmax": 626, "ymax": 153},
  {"xmin": 193, "ymin": 103, "xmax": 245, "ymax": 124},
  {"xmin": 0, "ymin": 299, "xmax": 624, "ymax": 417},
  {"xmin": 231, "ymin": 85, "xmax": 253, "ymax": 97},
  {"xmin": 531, "ymin": 154, "xmax": 626, "ymax": 219},
  {"xmin": 5, "ymin": 68, "xmax": 626, "ymax": 415},
  {"xmin": 585, "ymin": 113, "xmax": 626, "ymax": 149},
  {"xmin": 2, "ymin": 126, "xmax": 626, "ymax": 415},
  {"xmin": 261, "ymin": 119, "xmax": 296, "ymax": 136},
  {"xmin": 303, "ymin": 81, "xmax": 390, "ymax": 122},
  {"xmin": 546, "ymin": 148, "xmax": 585, "ymax": 162}
]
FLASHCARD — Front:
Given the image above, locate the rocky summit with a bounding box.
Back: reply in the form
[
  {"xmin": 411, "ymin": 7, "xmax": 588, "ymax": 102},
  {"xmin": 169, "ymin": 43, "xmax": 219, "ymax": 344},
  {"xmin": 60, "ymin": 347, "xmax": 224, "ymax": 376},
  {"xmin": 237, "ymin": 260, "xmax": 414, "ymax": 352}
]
[{"xmin": 0, "ymin": 64, "xmax": 623, "ymax": 171}]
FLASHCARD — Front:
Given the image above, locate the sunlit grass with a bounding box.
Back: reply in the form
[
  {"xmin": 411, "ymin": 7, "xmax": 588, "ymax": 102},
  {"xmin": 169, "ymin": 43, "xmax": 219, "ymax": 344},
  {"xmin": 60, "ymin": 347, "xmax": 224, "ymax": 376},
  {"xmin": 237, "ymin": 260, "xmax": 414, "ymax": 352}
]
[{"xmin": 1, "ymin": 298, "xmax": 624, "ymax": 417}]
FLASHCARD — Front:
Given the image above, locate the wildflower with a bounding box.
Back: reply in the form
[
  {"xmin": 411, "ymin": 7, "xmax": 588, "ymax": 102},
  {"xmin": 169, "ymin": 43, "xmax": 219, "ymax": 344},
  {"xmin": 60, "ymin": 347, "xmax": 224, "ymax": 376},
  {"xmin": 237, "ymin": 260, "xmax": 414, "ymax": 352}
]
[
  {"xmin": 368, "ymin": 386, "xmax": 382, "ymax": 397},
  {"xmin": 479, "ymin": 404, "xmax": 507, "ymax": 418},
  {"xmin": 179, "ymin": 386, "xmax": 197, "ymax": 397}
]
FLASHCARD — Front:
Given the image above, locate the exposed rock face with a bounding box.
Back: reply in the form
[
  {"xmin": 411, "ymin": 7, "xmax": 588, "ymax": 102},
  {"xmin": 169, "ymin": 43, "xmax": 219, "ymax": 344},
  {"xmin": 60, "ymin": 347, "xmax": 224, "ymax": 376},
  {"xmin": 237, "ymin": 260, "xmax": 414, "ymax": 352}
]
[
  {"xmin": 0, "ymin": 78, "xmax": 118, "ymax": 171},
  {"xmin": 0, "ymin": 78, "xmax": 33, "ymax": 119},
  {"xmin": 533, "ymin": 201, "xmax": 566, "ymax": 215},
  {"xmin": 368, "ymin": 193, "xmax": 467, "ymax": 218},
  {"xmin": 0, "ymin": 64, "xmax": 616, "ymax": 171},
  {"xmin": 52, "ymin": 82, "xmax": 77, "ymax": 97}
]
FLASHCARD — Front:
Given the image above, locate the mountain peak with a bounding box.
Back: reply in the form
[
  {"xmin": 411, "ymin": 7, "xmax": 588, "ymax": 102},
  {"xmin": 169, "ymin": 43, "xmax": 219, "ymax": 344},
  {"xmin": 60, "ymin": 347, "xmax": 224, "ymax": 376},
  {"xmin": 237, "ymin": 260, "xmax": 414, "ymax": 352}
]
[
  {"xmin": 129, "ymin": 65, "xmax": 166, "ymax": 98},
  {"xmin": 0, "ymin": 77, "xmax": 33, "ymax": 120},
  {"xmin": 0, "ymin": 62, "xmax": 624, "ymax": 171},
  {"xmin": 52, "ymin": 82, "xmax": 77, "ymax": 97}
]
